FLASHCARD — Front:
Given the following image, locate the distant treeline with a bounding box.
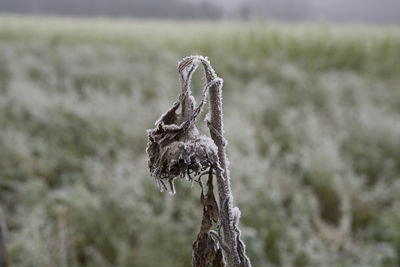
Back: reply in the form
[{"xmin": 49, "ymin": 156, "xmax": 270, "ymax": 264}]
[{"xmin": 0, "ymin": 0, "xmax": 221, "ymax": 19}]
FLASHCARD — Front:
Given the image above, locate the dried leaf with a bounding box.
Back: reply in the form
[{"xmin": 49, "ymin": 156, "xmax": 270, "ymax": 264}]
[{"xmin": 192, "ymin": 172, "xmax": 225, "ymax": 267}]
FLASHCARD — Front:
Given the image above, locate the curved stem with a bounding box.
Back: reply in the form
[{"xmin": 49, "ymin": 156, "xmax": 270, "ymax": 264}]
[
  {"xmin": 202, "ymin": 62, "xmax": 240, "ymax": 267},
  {"xmin": 178, "ymin": 55, "xmax": 251, "ymax": 267}
]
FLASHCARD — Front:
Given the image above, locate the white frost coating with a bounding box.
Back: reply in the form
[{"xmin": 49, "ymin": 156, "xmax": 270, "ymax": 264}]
[{"xmin": 232, "ymin": 206, "xmax": 241, "ymax": 221}]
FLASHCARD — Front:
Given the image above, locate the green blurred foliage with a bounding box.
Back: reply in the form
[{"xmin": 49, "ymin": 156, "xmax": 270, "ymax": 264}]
[{"xmin": 0, "ymin": 16, "xmax": 400, "ymax": 267}]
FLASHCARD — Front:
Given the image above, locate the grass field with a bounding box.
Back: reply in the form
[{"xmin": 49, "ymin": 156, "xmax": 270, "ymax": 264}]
[{"xmin": 0, "ymin": 15, "xmax": 400, "ymax": 267}]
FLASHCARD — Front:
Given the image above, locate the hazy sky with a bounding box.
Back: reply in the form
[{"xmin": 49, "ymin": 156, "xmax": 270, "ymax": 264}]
[
  {"xmin": 0, "ymin": 0, "xmax": 399, "ymax": 23},
  {"xmin": 211, "ymin": 0, "xmax": 400, "ymax": 23}
]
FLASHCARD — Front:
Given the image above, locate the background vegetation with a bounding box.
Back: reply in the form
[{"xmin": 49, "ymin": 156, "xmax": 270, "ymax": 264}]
[{"xmin": 0, "ymin": 16, "xmax": 400, "ymax": 266}]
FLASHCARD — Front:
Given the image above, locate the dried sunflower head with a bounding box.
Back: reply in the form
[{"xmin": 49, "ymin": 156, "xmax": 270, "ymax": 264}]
[{"xmin": 146, "ymin": 57, "xmax": 219, "ymax": 194}]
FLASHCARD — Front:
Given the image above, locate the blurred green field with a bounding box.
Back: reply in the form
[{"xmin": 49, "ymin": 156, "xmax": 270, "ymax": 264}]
[{"xmin": 0, "ymin": 15, "xmax": 400, "ymax": 267}]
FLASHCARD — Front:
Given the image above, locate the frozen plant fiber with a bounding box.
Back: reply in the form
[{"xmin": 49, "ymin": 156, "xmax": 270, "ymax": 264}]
[{"xmin": 146, "ymin": 55, "xmax": 251, "ymax": 266}]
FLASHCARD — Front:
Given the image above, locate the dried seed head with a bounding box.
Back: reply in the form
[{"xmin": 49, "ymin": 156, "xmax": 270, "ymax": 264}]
[
  {"xmin": 147, "ymin": 123, "xmax": 218, "ymax": 194},
  {"xmin": 146, "ymin": 56, "xmax": 219, "ymax": 194}
]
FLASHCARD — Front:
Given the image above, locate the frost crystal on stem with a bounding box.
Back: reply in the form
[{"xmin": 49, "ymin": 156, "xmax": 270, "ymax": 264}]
[{"xmin": 146, "ymin": 55, "xmax": 251, "ymax": 266}]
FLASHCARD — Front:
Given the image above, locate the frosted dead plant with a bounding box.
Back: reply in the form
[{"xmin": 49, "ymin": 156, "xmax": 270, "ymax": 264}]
[{"xmin": 146, "ymin": 55, "xmax": 251, "ymax": 266}]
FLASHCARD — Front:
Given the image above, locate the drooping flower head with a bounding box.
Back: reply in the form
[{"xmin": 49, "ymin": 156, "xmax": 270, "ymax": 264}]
[{"xmin": 146, "ymin": 56, "xmax": 221, "ymax": 194}]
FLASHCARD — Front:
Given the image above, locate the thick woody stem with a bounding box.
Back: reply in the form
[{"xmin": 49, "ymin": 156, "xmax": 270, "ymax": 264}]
[
  {"xmin": 202, "ymin": 62, "xmax": 241, "ymax": 267},
  {"xmin": 178, "ymin": 55, "xmax": 251, "ymax": 267}
]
